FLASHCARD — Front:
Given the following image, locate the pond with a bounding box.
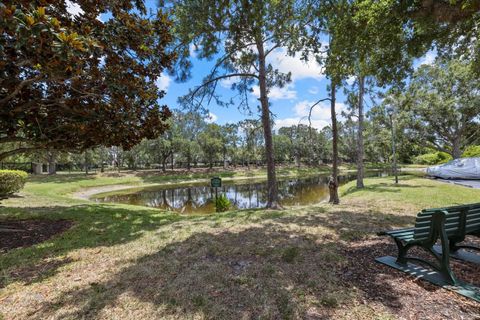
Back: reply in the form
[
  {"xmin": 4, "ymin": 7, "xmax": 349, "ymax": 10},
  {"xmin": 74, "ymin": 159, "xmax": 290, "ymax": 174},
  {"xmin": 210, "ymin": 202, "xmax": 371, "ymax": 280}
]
[{"xmin": 92, "ymin": 171, "xmax": 395, "ymax": 214}]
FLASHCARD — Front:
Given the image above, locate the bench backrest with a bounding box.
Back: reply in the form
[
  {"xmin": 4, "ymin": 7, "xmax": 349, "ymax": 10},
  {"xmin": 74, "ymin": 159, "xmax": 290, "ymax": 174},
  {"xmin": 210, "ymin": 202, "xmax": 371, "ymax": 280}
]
[
  {"xmin": 423, "ymin": 203, "xmax": 480, "ymax": 234},
  {"xmin": 413, "ymin": 203, "xmax": 480, "ymax": 241}
]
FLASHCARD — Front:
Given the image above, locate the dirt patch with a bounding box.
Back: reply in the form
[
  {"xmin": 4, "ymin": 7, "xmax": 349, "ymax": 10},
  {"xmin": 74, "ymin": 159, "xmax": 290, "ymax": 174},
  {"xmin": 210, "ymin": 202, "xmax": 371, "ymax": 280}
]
[
  {"xmin": 0, "ymin": 219, "xmax": 73, "ymax": 253},
  {"xmin": 72, "ymin": 184, "xmax": 143, "ymax": 200},
  {"xmin": 339, "ymin": 237, "xmax": 480, "ymax": 319}
]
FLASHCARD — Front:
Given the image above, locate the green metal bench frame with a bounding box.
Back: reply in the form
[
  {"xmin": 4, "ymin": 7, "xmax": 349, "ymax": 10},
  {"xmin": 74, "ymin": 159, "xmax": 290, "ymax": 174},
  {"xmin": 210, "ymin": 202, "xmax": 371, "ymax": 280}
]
[
  {"xmin": 385, "ymin": 210, "xmax": 458, "ymax": 285},
  {"xmin": 383, "ymin": 203, "xmax": 480, "ymax": 286},
  {"xmin": 378, "ymin": 203, "xmax": 480, "ymax": 301}
]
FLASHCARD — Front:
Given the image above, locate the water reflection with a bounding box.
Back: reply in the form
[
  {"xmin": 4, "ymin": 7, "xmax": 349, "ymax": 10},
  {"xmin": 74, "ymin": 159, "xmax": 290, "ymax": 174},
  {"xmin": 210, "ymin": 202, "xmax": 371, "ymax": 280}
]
[{"xmin": 93, "ymin": 173, "xmax": 377, "ymax": 214}]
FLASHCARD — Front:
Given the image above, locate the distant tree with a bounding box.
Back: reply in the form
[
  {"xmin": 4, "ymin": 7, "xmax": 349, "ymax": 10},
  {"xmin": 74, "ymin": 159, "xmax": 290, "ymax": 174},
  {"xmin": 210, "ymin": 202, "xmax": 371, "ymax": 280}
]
[
  {"xmin": 220, "ymin": 124, "xmax": 239, "ymax": 169},
  {"xmin": 273, "ymin": 134, "xmax": 292, "ymax": 164},
  {"xmin": 400, "ymin": 59, "xmax": 480, "ymax": 159},
  {"xmin": 0, "ymin": 1, "xmax": 174, "ymax": 161},
  {"xmin": 198, "ymin": 124, "xmax": 223, "ymax": 169},
  {"xmin": 238, "ymin": 120, "xmax": 264, "ymax": 168}
]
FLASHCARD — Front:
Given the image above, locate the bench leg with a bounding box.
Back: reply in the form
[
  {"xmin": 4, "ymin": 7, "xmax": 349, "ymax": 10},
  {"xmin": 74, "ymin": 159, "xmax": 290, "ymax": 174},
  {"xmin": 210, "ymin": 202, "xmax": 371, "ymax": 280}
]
[
  {"xmin": 433, "ymin": 226, "xmax": 458, "ymax": 286},
  {"xmin": 393, "ymin": 237, "xmax": 458, "ymax": 286},
  {"xmin": 394, "ymin": 238, "xmax": 411, "ymax": 265}
]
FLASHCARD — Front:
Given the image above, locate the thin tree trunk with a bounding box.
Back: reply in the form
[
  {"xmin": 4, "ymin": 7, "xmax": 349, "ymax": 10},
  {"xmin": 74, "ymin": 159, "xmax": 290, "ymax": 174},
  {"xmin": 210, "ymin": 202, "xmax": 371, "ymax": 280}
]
[
  {"xmin": 329, "ymin": 83, "xmax": 340, "ymax": 204},
  {"xmin": 356, "ymin": 75, "xmax": 365, "ymax": 188},
  {"xmin": 257, "ymin": 39, "xmax": 280, "ymax": 209},
  {"xmin": 84, "ymin": 152, "xmax": 89, "ymax": 175},
  {"xmin": 223, "ymin": 149, "xmax": 228, "ymax": 169}
]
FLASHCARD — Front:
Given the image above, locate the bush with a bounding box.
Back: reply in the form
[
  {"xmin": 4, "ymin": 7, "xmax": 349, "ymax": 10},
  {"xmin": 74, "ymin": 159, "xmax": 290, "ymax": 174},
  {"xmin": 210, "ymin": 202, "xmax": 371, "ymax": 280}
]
[
  {"xmin": 462, "ymin": 145, "xmax": 480, "ymax": 158},
  {"xmin": 0, "ymin": 170, "xmax": 28, "ymax": 197},
  {"xmin": 413, "ymin": 152, "xmax": 452, "ymax": 165},
  {"xmin": 215, "ymin": 194, "xmax": 231, "ymax": 212}
]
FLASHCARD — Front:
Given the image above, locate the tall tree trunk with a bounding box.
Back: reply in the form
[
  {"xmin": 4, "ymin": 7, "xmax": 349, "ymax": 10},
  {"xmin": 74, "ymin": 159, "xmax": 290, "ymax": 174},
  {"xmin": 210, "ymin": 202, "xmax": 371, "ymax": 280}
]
[
  {"xmin": 47, "ymin": 150, "xmax": 57, "ymax": 175},
  {"xmin": 452, "ymin": 136, "xmax": 462, "ymax": 159},
  {"xmin": 356, "ymin": 75, "xmax": 365, "ymax": 188},
  {"xmin": 48, "ymin": 161, "xmax": 56, "ymax": 175},
  {"xmin": 329, "ymin": 83, "xmax": 340, "ymax": 204},
  {"xmin": 256, "ymin": 39, "xmax": 280, "ymax": 209}
]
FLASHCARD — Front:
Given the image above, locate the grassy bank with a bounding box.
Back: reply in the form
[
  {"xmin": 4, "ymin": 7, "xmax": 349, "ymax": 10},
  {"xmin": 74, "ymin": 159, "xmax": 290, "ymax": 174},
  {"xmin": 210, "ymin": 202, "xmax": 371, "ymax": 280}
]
[{"xmin": 1, "ymin": 174, "xmax": 478, "ymax": 319}]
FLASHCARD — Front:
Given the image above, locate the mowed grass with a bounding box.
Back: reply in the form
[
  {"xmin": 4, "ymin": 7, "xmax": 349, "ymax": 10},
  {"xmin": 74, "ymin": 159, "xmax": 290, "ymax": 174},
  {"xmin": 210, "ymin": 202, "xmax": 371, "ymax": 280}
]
[
  {"xmin": 341, "ymin": 175, "xmax": 480, "ymax": 210},
  {"xmin": 0, "ymin": 174, "xmax": 479, "ymax": 319}
]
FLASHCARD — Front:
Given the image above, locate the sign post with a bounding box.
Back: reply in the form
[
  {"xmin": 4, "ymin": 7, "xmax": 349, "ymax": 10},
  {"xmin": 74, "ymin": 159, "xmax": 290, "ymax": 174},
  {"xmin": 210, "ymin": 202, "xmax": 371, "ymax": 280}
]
[{"xmin": 210, "ymin": 177, "xmax": 222, "ymax": 211}]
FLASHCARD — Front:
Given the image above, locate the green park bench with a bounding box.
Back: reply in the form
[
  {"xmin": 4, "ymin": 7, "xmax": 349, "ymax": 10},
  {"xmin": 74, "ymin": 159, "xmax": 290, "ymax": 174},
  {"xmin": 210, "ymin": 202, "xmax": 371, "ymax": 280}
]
[{"xmin": 376, "ymin": 203, "xmax": 480, "ymax": 301}]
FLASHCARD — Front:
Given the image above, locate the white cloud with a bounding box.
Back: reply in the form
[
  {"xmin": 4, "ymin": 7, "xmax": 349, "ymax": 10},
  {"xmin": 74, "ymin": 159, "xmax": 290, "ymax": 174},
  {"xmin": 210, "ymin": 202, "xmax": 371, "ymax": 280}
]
[
  {"xmin": 205, "ymin": 112, "xmax": 218, "ymax": 123},
  {"xmin": 156, "ymin": 72, "xmax": 171, "ymax": 91},
  {"xmin": 246, "ymin": 47, "xmax": 325, "ymax": 102},
  {"xmin": 275, "ymin": 117, "xmax": 330, "ymax": 130},
  {"xmin": 308, "ymin": 86, "xmax": 319, "ymax": 95},
  {"xmin": 274, "ymin": 100, "xmax": 346, "ymax": 130},
  {"xmin": 66, "ymin": 0, "xmax": 84, "ymax": 17},
  {"xmin": 418, "ymin": 51, "xmax": 436, "ymax": 66},
  {"xmin": 189, "ymin": 44, "xmax": 198, "ymax": 58},
  {"xmin": 346, "ymin": 76, "xmax": 356, "ymax": 86},
  {"xmin": 220, "ymin": 76, "xmax": 240, "ymax": 89},
  {"xmin": 267, "ymin": 47, "xmax": 325, "ymax": 81},
  {"xmin": 251, "ymin": 83, "xmax": 297, "ymax": 101}
]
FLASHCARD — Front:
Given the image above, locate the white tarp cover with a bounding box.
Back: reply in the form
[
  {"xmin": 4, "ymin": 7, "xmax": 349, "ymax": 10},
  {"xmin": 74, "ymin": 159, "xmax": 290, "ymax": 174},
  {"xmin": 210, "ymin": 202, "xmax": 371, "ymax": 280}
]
[{"xmin": 426, "ymin": 157, "xmax": 480, "ymax": 180}]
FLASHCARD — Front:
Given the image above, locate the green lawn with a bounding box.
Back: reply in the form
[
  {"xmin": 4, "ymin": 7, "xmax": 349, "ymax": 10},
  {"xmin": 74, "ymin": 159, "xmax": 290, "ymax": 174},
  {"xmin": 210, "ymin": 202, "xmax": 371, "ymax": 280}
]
[{"xmin": 0, "ymin": 173, "xmax": 478, "ymax": 319}]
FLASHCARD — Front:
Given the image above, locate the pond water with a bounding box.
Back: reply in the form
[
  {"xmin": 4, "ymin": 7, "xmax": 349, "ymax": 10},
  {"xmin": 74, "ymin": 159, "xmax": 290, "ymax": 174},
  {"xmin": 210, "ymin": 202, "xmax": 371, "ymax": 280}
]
[{"xmin": 92, "ymin": 171, "xmax": 393, "ymax": 214}]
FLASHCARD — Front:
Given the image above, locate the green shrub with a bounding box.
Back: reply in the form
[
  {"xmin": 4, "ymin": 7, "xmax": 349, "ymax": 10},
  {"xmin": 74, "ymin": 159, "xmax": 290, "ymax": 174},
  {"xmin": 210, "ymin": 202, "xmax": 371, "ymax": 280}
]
[
  {"xmin": 413, "ymin": 152, "xmax": 452, "ymax": 165},
  {"xmin": 215, "ymin": 194, "xmax": 231, "ymax": 212},
  {"xmin": 462, "ymin": 145, "xmax": 480, "ymax": 158},
  {"xmin": 0, "ymin": 170, "xmax": 28, "ymax": 197}
]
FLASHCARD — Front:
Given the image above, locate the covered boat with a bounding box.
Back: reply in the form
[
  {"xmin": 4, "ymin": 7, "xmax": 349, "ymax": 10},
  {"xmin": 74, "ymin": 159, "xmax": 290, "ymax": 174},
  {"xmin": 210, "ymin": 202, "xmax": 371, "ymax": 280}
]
[{"xmin": 426, "ymin": 157, "xmax": 480, "ymax": 180}]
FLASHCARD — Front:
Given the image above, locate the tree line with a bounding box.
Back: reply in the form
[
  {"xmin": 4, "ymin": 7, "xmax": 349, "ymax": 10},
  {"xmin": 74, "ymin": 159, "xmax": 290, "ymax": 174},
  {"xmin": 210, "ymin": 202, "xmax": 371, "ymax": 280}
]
[{"xmin": 1, "ymin": 1, "xmax": 479, "ymax": 207}]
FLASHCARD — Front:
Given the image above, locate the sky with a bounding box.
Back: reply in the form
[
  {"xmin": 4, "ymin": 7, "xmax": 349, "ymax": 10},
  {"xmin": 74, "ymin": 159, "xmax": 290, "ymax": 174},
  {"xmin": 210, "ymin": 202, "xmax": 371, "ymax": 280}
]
[{"xmin": 66, "ymin": 0, "xmax": 437, "ymax": 131}]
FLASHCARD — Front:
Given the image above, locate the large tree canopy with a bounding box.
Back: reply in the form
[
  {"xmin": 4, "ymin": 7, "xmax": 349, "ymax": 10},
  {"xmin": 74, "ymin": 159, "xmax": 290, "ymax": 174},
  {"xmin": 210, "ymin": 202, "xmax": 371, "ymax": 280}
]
[
  {"xmin": 0, "ymin": 0, "xmax": 175, "ymax": 160},
  {"xmin": 354, "ymin": 0, "xmax": 480, "ymax": 73},
  {"xmin": 399, "ymin": 59, "xmax": 480, "ymax": 159}
]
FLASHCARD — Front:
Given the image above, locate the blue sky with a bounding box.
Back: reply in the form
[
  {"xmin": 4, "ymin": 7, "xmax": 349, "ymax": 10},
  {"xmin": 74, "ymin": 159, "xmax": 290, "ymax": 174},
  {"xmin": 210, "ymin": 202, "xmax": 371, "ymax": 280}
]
[{"xmin": 66, "ymin": 0, "xmax": 436, "ymax": 131}]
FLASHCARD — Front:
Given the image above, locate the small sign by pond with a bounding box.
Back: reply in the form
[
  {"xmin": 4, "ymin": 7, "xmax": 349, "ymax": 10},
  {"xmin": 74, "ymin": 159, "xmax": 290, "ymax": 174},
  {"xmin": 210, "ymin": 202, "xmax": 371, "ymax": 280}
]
[{"xmin": 210, "ymin": 177, "xmax": 222, "ymax": 188}]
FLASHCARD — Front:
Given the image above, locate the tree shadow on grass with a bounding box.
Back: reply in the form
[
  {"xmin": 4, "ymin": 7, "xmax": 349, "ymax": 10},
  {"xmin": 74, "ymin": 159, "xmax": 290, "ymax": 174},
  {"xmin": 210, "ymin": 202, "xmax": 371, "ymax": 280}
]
[
  {"xmin": 0, "ymin": 204, "xmax": 188, "ymax": 288},
  {"xmin": 270, "ymin": 208, "xmax": 416, "ymax": 241},
  {"xmin": 32, "ymin": 217, "xmax": 480, "ymax": 320},
  {"xmin": 31, "ymin": 225, "xmax": 390, "ymax": 319}
]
